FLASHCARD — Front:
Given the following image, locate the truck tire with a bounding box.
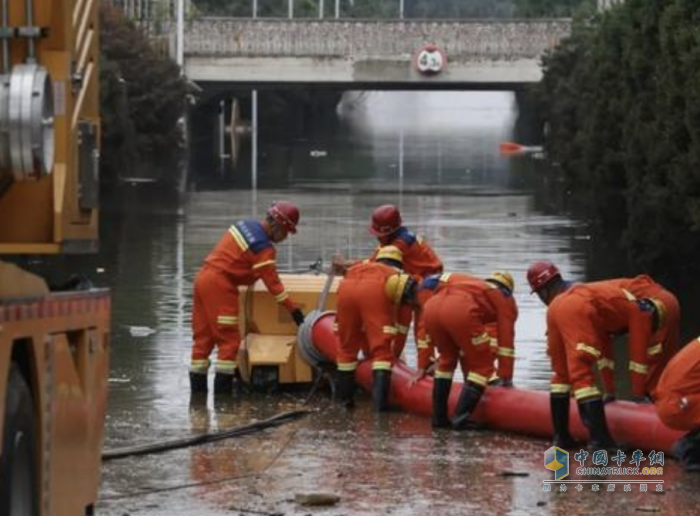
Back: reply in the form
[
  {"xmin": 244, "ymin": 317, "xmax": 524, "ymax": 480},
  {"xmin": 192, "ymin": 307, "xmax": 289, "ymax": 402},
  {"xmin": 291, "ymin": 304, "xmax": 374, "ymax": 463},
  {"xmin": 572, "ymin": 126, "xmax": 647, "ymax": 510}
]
[{"xmin": 0, "ymin": 365, "xmax": 39, "ymax": 516}]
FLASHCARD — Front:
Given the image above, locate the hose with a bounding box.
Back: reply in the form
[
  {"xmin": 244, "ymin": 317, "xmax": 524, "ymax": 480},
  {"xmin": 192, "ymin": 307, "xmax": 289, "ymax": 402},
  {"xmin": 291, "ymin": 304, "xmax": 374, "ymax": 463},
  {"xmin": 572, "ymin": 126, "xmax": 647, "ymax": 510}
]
[{"xmin": 102, "ymin": 408, "xmax": 312, "ymax": 461}]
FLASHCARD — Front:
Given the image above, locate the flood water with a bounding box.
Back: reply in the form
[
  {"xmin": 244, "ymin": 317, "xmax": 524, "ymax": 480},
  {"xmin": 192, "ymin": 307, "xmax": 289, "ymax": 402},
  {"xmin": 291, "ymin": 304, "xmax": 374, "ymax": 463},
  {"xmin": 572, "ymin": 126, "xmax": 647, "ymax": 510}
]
[{"xmin": 90, "ymin": 92, "xmax": 700, "ymax": 515}]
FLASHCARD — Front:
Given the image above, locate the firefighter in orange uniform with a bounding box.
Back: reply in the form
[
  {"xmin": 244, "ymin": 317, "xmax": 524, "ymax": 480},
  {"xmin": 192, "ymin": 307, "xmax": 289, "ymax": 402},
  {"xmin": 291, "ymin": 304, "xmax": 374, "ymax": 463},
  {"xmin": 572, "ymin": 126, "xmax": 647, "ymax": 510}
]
[
  {"xmin": 335, "ymin": 245, "xmax": 417, "ymax": 412},
  {"xmin": 527, "ymin": 261, "xmax": 667, "ymax": 449},
  {"xmin": 418, "ymin": 271, "xmax": 517, "ymax": 429},
  {"xmin": 189, "ymin": 201, "xmax": 305, "ymax": 395},
  {"xmin": 654, "ymin": 337, "xmax": 700, "ymax": 471},
  {"xmin": 594, "ymin": 275, "xmax": 679, "ymax": 401},
  {"xmin": 333, "ymin": 205, "xmax": 443, "ymax": 373}
]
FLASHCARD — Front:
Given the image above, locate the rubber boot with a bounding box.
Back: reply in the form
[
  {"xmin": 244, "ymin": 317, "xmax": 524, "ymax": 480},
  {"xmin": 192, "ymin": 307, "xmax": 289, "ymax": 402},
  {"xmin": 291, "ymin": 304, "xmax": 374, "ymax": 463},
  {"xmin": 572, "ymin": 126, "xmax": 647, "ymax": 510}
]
[
  {"xmin": 372, "ymin": 370, "xmax": 392, "ymax": 412},
  {"xmin": 550, "ymin": 393, "xmax": 578, "ymax": 448},
  {"xmin": 189, "ymin": 372, "xmax": 208, "ymax": 394},
  {"xmin": 451, "ymin": 382, "xmax": 484, "ymax": 430},
  {"xmin": 432, "ymin": 378, "xmax": 452, "ymax": 428},
  {"xmin": 578, "ymin": 398, "xmax": 617, "ymax": 450},
  {"xmin": 336, "ymin": 370, "xmax": 356, "ymax": 409},
  {"xmin": 214, "ymin": 372, "xmax": 234, "ymax": 395},
  {"xmin": 674, "ymin": 429, "xmax": 700, "ymax": 472}
]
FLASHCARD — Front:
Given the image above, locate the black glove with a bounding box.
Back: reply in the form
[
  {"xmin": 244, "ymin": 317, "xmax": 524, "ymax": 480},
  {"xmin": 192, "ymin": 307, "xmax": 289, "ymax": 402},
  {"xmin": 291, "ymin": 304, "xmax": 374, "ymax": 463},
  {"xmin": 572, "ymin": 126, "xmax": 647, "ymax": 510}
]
[{"xmin": 291, "ymin": 309, "xmax": 305, "ymax": 327}]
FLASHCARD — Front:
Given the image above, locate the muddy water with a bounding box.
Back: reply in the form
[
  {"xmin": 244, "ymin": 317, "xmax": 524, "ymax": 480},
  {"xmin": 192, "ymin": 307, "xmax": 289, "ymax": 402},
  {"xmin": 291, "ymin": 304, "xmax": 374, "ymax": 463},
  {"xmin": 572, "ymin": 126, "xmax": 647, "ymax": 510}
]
[{"xmin": 95, "ymin": 92, "xmax": 700, "ymax": 515}]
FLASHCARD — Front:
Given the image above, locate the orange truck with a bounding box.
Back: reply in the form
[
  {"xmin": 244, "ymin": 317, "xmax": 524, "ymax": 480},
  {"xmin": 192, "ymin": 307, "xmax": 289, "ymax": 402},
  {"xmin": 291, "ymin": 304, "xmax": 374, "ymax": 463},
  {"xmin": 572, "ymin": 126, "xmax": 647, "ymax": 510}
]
[{"xmin": 0, "ymin": 1, "xmax": 109, "ymax": 516}]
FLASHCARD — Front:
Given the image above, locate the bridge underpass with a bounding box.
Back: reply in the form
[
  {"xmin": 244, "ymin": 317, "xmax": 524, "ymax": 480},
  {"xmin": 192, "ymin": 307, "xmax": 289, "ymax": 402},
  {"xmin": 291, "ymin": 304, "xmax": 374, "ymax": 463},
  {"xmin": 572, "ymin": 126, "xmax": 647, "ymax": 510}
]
[{"xmin": 176, "ymin": 18, "xmax": 571, "ymax": 182}]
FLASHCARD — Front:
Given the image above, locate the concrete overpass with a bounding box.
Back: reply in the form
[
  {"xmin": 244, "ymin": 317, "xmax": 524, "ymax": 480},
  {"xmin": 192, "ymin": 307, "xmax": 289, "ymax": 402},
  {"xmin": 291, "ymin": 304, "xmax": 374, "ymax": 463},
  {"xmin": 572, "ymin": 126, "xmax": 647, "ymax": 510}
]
[{"xmin": 181, "ymin": 18, "xmax": 572, "ymax": 90}]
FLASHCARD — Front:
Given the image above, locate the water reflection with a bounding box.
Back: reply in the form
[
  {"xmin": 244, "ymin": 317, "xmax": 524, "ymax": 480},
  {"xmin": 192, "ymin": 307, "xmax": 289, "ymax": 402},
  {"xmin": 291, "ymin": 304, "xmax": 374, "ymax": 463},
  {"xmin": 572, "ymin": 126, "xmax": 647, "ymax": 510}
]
[{"xmin": 97, "ymin": 91, "xmax": 696, "ymax": 515}]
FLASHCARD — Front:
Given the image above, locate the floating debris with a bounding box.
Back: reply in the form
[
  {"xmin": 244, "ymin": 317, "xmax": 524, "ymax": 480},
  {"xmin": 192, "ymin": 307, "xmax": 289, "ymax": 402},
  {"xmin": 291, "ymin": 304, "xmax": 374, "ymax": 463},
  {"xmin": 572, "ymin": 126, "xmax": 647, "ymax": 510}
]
[
  {"xmin": 126, "ymin": 326, "xmax": 157, "ymax": 337},
  {"xmin": 294, "ymin": 493, "xmax": 341, "ymax": 506}
]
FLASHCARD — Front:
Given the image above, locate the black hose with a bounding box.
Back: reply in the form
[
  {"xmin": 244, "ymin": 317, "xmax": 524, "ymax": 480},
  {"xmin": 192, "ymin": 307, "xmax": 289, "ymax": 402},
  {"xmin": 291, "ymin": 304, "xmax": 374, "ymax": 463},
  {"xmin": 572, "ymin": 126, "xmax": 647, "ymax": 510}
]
[{"xmin": 102, "ymin": 409, "xmax": 312, "ymax": 461}]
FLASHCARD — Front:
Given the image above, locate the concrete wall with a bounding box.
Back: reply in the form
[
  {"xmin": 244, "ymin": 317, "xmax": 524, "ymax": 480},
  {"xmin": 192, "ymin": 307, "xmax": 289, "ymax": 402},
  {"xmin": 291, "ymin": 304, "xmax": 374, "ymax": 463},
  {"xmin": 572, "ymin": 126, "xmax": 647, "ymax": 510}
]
[
  {"xmin": 184, "ymin": 18, "xmax": 571, "ymax": 59},
  {"xmin": 181, "ymin": 19, "xmax": 572, "ymax": 86}
]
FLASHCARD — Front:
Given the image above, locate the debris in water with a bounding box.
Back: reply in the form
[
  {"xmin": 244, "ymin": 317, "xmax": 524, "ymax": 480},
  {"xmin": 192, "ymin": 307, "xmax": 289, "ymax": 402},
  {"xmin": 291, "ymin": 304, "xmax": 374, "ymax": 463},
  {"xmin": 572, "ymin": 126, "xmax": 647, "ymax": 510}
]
[
  {"xmin": 294, "ymin": 493, "xmax": 341, "ymax": 506},
  {"xmin": 536, "ymin": 501, "xmax": 547, "ymax": 507},
  {"xmin": 636, "ymin": 508, "xmax": 661, "ymax": 513},
  {"xmin": 126, "ymin": 326, "xmax": 157, "ymax": 337},
  {"xmin": 499, "ymin": 471, "xmax": 530, "ymax": 477}
]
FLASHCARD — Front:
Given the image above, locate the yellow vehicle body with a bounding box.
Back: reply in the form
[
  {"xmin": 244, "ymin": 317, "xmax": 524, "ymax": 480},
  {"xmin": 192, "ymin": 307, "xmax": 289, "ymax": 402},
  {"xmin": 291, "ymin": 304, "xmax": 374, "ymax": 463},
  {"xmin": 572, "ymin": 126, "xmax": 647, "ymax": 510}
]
[
  {"xmin": 237, "ymin": 274, "xmax": 339, "ymax": 386},
  {"xmin": 0, "ymin": 1, "xmax": 105, "ymax": 515}
]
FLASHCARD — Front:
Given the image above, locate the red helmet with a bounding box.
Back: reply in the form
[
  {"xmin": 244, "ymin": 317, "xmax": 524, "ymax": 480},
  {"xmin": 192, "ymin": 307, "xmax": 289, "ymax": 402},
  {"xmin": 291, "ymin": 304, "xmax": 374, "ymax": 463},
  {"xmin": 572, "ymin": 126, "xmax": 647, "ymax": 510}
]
[
  {"xmin": 267, "ymin": 200, "xmax": 300, "ymax": 234},
  {"xmin": 369, "ymin": 205, "xmax": 402, "ymax": 236},
  {"xmin": 527, "ymin": 260, "xmax": 561, "ymax": 293}
]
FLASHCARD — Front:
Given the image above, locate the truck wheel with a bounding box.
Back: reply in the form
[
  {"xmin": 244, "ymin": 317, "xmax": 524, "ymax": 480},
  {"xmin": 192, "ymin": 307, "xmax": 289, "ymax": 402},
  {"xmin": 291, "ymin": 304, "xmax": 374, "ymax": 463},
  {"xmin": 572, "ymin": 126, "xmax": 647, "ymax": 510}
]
[{"xmin": 0, "ymin": 365, "xmax": 39, "ymax": 516}]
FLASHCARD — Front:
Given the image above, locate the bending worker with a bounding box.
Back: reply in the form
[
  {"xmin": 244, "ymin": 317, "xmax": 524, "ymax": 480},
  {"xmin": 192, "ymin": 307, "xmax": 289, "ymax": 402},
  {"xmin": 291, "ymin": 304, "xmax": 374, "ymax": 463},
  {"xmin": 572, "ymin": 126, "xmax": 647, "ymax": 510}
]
[
  {"xmin": 527, "ymin": 261, "xmax": 667, "ymax": 449},
  {"xmin": 334, "ymin": 205, "xmax": 443, "ymax": 374},
  {"xmin": 335, "ymin": 245, "xmax": 417, "ymax": 412},
  {"xmin": 189, "ymin": 201, "xmax": 305, "ymax": 395},
  {"xmin": 418, "ymin": 271, "xmax": 518, "ymax": 429},
  {"xmin": 654, "ymin": 337, "xmax": 700, "ymax": 471},
  {"xmin": 595, "ymin": 274, "xmax": 679, "ymax": 400}
]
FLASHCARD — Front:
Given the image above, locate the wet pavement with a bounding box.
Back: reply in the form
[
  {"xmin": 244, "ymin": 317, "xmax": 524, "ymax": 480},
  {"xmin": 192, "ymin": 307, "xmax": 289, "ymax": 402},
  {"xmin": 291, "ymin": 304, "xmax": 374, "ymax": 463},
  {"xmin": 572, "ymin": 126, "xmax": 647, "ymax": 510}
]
[{"xmin": 92, "ymin": 92, "xmax": 700, "ymax": 515}]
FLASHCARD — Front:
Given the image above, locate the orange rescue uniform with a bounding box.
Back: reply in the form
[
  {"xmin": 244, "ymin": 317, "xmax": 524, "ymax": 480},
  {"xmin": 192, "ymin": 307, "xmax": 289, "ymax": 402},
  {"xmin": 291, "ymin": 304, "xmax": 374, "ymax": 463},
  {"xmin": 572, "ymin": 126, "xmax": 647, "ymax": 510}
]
[
  {"xmin": 655, "ymin": 337, "xmax": 700, "ymax": 431},
  {"xmin": 595, "ymin": 275, "xmax": 679, "ymax": 397},
  {"xmin": 336, "ymin": 261, "xmax": 402, "ymax": 373},
  {"xmin": 547, "ymin": 280, "xmax": 656, "ymax": 400},
  {"xmin": 421, "ymin": 273, "xmax": 517, "ymax": 386},
  {"xmin": 372, "ymin": 227, "xmax": 443, "ymax": 368},
  {"xmin": 191, "ymin": 220, "xmax": 296, "ymax": 374}
]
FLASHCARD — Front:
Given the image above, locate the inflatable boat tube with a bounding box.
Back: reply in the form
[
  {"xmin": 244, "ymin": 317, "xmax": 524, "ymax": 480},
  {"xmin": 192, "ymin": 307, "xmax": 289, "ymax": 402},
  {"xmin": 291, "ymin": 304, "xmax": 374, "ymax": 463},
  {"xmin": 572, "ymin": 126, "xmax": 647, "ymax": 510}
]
[{"xmin": 301, "ymin": 311, "xmax": 685, "ymax": 454}]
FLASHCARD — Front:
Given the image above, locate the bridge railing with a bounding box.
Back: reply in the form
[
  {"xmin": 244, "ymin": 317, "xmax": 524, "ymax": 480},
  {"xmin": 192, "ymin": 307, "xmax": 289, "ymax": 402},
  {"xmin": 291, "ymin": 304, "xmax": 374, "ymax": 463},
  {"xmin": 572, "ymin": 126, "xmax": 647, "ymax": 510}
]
[{"xmin": 176, "ymin": 18, "xmax": 571, "ymax": 59}]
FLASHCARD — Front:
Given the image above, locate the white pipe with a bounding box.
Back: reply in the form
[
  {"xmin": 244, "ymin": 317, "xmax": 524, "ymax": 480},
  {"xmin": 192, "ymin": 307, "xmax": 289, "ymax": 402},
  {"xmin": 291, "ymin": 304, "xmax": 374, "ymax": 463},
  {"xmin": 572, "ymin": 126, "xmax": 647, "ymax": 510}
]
[
  {"xmin": 319, "ymin": 0, "xmax": 324, "ymax": 19},
  {"xmin": 335, "ymin": 0, "xmax": 339, "ymax": 18},
  {"xmin": 399, "ymin": 0, "xmax": 404, "ymax": 19},
  {"xmin": 176, "ymin": 0, "xmax": 184, "ymax": 67},
  {"xmin": 252, "ymin": 90, "xmax": 258, "ymax": 190},
  {"xmin": 253, "ymin": 0, "xmax": 257, "ymax": 18},
  {"xmin": 288, "ymin": 0, "xmax": 293, "ymax": 19}
]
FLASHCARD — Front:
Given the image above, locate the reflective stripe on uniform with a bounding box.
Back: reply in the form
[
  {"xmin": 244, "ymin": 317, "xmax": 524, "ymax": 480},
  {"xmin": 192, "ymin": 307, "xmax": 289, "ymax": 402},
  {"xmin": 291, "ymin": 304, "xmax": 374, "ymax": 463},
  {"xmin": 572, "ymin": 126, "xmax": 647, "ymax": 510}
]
[
  {"xmin": 472, "ymin": 332, "xmax": 490, "ymax": 346},
  {"xmin": 275, "ymin": 291, "xmax": 289, "ymax": 303},
  {"xmin": 332, "ymin": 322, "xmax": 339, "ymax": 333},
  {"xmin": 228, "ymin": 226, "xmax": 249, "ymax": 251},
  {"xmin": 629, "ymin": 361, "xmax": 648, "ymax": 374},
  {"xmin": 190, "ymin": 359, "xmax": 210, "ymax": 373},
  {"xmin": 622, "ymin": 288, "xmax": 637, "ymax": 301},
  {"xmin": 647, "ymin": 344, "xmax": 662, "ymax": 356},
  {"xmin": 338, "ymin": 361, "xmax": 358, "ymax": 372},
  {"xmin": 490, "ymin": 338, "xmax": 498, "ymax": 349},
  {"xmin": 576, "ymin": 343, "xmax": 601, "ymax": 358},
  {"xmin": 440, "ymin": 273, "xmax": 452, "ymax": 283},
  {"xmin": 574, "ymin": 386, "xmax": 600, "ymax": 400},
  {"xmin": 373, "ymin": 361, "xmax": 392, "ymax": 371},
  {"xmin": 215, "ymin": 360, "xmax": 237, "ymax": 373},
  {"xmin": 497, "ymin": 347, "xmax": 515, "ymax": 357},
  {"xmin": 597, "ymin": 358, "xmax": 615, "ymax": 370},
  {"xmin": 253, "ymin": 259, "xmax": 276, "ymax": 270},
  {"xmin": 435, "ymin": 370, "xmax": 454, "ymax": 380},
  {"xmin": 417, "ymin": 339, "xmax": 429, "ymax": 349},
  {"xmin": 551, "ymin": 383, "xmax": 571, "ymax": 394},
  {"xmin": 396, "ymin": 324, "xmax": 409, "ymax": 335},
  {"xmin": 467, "ymin": 371, "xmax": 488, "ymax": 386},
  {"xmin": 216, "ymin": 315, "xmax": 238, "ymax": 325},
  {"xmin": 382, "ymin": 326, "xmax": 398, "ymax": 335}
]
